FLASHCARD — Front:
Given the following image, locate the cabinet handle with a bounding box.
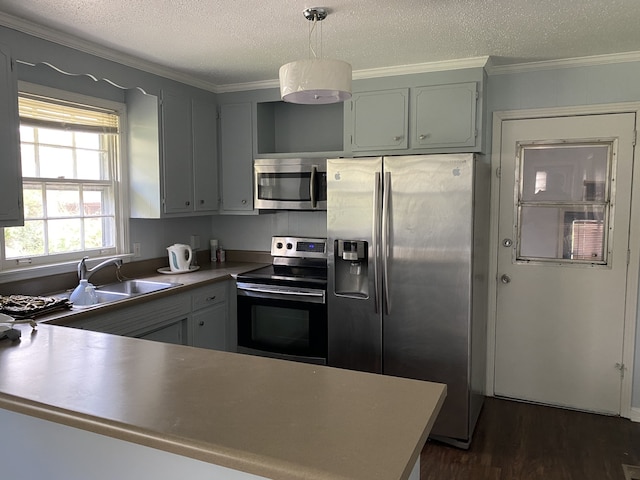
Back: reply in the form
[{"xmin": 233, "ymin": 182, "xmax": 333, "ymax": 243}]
[
  {"xmin": 199, "ymin": 320, "xmax": 205, "ymax": 326},
  {"xmin": 393, "ymin": 136, "xmax": 403, "ymax": 141},
  {"xmin": 185, "ymin": 201, "xmax": 191, "ymax": 206},
  {"xmin": 419, "ymin": 134, "xmax": 428, "ymax": 140},
  {"xmin": 241, "ymin": 199, "xmax": 247, "ymax": 205},
  {"xmin": 206, "ymin": 296, "xmax": 216, "ymax": 302},
  {"xmin": 199, "ymin": 199, "xmax": 205, "ymax": 205}
]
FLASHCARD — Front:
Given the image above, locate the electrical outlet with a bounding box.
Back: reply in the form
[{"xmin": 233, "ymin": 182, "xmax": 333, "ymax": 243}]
[
  {"xmin": 190, "ymin": 235, "xmax": 201, "ymax": 249},
  {"xmin": 133, "ymin": 243, "xmax": 141, "ymax": 258}
]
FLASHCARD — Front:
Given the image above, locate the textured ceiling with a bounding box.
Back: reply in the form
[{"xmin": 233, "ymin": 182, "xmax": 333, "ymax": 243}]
[{"xmin": 1, "ymin": 0, "xmax": 640, "ymax": 89}]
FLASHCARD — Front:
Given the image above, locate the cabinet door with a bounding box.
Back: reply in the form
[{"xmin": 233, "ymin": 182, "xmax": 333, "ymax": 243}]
[
  {"xmin": 412, "ymin": 82, "xmax": 478, "ymax": 149},
  {"xmin": 0, "ymin": 44, "xmax": 23, "ymax": 226},
  {"xmin": 192, "ymin": 303, "xmax": 227, "ymax": 350},
  {"xmin": 351, "ymin": 89, "xmax": 408, "ymax": 151},
  {"xmin": 161, "ymin": 90, "xmax": 193, "ymax": 214},
  {"xmin": 219, "ymin": 103, "xmax": 254, "ymax": 211},
  {"xmin": 192, "ymin": 99, "xmax": 219, "ymax": 212},
  {"xmin": 137, "ymin": 317, "xmax": 188, "ymax": 345}
]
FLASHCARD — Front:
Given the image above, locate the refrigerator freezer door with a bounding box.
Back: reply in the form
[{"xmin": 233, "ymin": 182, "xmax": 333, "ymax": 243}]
[
  {"xmin": 327, "ymin": 157, "xmax": 383, "ymax": 373},
  {"xmin": 383, "ymin": 154, "xmax": 474, "ymax": 440}
]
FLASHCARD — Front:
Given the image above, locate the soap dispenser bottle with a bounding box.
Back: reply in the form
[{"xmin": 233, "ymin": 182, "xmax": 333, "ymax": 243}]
[{"xmin": 69, "ymin": 279, "xmax": 98, "ymax": 306}]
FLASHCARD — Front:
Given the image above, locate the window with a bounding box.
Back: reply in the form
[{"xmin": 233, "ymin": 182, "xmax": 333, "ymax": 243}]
[
  {"xmin": 516, "ymin": 143, "xmax": 612, "ymax": 265},
  {"xmin": 1, "ymin": 86, "xmax": 127, "ymax": 269}
]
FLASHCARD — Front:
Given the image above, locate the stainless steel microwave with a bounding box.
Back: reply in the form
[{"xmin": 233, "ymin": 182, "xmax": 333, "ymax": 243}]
[{"xmin": 254, "ymin": 158, "xmax": 327, "ymax": 210}]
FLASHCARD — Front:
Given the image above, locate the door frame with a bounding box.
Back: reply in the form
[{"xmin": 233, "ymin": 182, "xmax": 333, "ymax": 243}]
[{"xmin": 487, "ymin": 103, "xmax": 640, "ymax": 420}]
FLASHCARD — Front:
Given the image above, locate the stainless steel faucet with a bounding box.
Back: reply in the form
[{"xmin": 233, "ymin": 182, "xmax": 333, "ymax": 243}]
[{"xmin": 78, "ymin": 256, "xmax": 123, "ymax": 281}]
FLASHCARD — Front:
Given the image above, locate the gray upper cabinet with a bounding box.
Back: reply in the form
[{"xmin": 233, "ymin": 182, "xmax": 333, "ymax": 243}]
[
  {"xmin": 412, "ymin": 82, "xmax": 478, "ymax": 149},
  {"xmin": 161, "ymin": 90, "xmax": 193, "ymax": 214},
  {"xmin": 347, "ymin": 80, "xmax": 482, "ymax": 154},
  {"xmin": 219, "ymin": 102, "xmax": 254, "ymax": 212},
  {"xmin": 192, "ymin": 99, "xmax": 219, "ymax": 212},
  {"xmin": 127, "ymin": 89, "xmax": 219, "ymax": 218},
  {"xmin": 350, "ymin": 89, "xmax": 409, "ymax": 151},
  {"xmin": 0, "ymin": 43, "xmax": 23, "ymax": 227}
]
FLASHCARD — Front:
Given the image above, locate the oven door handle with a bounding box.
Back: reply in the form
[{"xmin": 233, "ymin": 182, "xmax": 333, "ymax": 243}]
[{"xmin": 237, "ymin": 284, "xmax": 326, "ymax": 303}]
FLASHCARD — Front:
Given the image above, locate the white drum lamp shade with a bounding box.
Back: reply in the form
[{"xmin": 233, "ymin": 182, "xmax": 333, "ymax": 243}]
[{"xmin": 279, "ymin": 58, "xmax": 352, "ymax": 104}]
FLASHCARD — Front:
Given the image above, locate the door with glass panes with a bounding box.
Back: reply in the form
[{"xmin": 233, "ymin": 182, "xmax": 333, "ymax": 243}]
[{"xmin": 494, "ymin": 113, "xmax": 635, "ymax": 414}]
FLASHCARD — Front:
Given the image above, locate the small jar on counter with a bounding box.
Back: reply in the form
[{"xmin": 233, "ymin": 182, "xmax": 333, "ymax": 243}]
[
  {"xmin": 216, "ymin": 245, "xmax": 226, "ymax": 263},
  {"xmin": 210, "ymin": 239, "xmax": 218, "ymax": 262}
]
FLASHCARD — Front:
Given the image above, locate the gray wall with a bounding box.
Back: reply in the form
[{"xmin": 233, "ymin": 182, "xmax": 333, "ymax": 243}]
[
  {"xmin": 211, "ymin": 211, "xmax": 327, "ymax": 252},
  {"xmin": 486, "ymin": 61, "xmax": 640, "ymax": 410}
]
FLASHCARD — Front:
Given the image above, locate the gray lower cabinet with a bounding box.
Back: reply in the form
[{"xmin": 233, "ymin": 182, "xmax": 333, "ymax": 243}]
[
  {"xmin": 61, "ymin": 293, "xmax": 191, "ymax": 340},
  {"xmin": 189, "ymin": 282, "xmax": 228, "ymax": 351},
  {"xmin": 219, "ymin": 102, "xmax": 254, "ymax": 212},
  {"xmin": 60, "ymin": 281, "xmax": 229, "ymax": 350},
  {"xmin": 0, "ymin": 43, "xmax": 23, "ymax": 227},
  {"xmin": 137, "ymin": 317, "xmax": 188, "ymax": 345}
]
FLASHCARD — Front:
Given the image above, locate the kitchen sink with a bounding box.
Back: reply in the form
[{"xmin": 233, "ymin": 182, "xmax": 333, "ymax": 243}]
[
  {"xmin": 96, "ymin": 279, "xmax": 181, "ymax": 296},
  {"xmin": 94, "ymin": 290, "xmax": 131, "ymax": 303},
  {"xmin": 64, "ymin": 279, "xmax": 182, "ymax": 308}
]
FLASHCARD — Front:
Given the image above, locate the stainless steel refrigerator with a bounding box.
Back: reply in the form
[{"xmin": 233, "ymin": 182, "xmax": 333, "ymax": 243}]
[{"xmin": 327, "ymin": 154, "xmax": 490, "ymax": 448}]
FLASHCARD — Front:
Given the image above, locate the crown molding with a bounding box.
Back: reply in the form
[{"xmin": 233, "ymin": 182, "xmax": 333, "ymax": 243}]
[
  {"xmin": 486, "ymin": 51, "xmax": 640, "ymax": 75},
  {"xmin": 352, "ymin": 56, "xmax": 490, "ymax": 79},
  {"xmin": 0, "ymin": 12, "xmax": 220, "ymax": 93},
  {"xmin": 216, "ymin": 56, "xmax": 491, "ymax": 93}
]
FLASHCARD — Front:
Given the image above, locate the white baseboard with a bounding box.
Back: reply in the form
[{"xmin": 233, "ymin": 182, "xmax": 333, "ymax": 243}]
[{"xmin": 631, "ymin": 407, "xmax": 640, "ymax": 422}]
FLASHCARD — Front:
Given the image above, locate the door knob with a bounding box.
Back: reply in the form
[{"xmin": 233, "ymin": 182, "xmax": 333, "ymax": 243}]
[
  {"xmin": 502, "ymin": 238, "xmax": 513, "ymax": 247},
  {"xmin": 501, "ymin": 274, "xmax": 511, "ymax": 284}
]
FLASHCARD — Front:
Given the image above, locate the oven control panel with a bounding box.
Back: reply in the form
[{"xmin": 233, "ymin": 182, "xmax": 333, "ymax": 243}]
[{"xmin": 271, "ymin": 236, "xmax": 327, "ymax": 258}]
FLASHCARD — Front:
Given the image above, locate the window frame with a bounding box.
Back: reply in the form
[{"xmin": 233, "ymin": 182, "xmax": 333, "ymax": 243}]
[
  {"xmin": 513, "ymin": 140, "xmax": 615, "ymax": 267},
  {"xmin": 0, "ymin": 81, "xmax": 130, "ymax": 275}
]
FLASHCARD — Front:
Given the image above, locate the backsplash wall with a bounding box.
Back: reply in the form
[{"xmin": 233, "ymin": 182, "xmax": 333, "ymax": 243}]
[{"xmin": 210, "ymin": 211, "xmax": 327, "ymax": 252}]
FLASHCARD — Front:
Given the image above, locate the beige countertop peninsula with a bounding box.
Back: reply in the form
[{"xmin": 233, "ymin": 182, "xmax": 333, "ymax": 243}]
[{"xmin": 0, "ymin": 323, "xmax": 446, "ymax": 480}]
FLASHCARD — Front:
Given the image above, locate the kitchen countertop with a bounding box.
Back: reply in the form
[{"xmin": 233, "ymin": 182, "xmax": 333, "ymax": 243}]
[
  {"xmin": 39, "ymin": 260, "xmax": 267, "ymax": 326},
  {"xmin": 0, "ymin": 323, "xmax": 446, "ymax": 480}
]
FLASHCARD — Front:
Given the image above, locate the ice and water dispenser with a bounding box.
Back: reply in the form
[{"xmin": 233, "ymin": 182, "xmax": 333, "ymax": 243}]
[{"xmin": 334, "ymin": 240, "xmax": 368, "ymax": 298}]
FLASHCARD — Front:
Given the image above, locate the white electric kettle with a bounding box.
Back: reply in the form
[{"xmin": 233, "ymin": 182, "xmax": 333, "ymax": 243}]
[{"xmin": 167, "ymin": 244, "xmax": 192, "ymax": 272}]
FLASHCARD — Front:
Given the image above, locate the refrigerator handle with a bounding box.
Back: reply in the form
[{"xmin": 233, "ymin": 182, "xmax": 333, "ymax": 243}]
[
  {"xmin": 382, "ymin": 171, "xmax": 391, "ymax": 315},
  {"xmin": 310, "ymin": 166, "xmax": 317, "ymax": 209},
  {"xmin": 373, "ymin": 172, "xmax": 381, "ymax": 314}
]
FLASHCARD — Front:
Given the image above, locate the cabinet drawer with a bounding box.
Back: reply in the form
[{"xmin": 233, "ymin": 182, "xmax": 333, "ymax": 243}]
[{"xmin": 191, "ymin": 282, "xmax": 227, "ymax": 311}]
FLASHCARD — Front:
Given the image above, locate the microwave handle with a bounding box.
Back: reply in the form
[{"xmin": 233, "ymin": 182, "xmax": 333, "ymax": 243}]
[{"xmin": 310, "ymin": 166, "xmax": 317, "ymax": 209}]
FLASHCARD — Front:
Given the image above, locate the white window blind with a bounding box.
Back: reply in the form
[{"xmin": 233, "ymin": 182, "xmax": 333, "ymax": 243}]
[
  {"xmin": 19, "ymin": 93, "xmax": 119, "ymax": 134},
  {"xmin": 571, "ymin": 220, "xmax": 604, "ymax": 261}
]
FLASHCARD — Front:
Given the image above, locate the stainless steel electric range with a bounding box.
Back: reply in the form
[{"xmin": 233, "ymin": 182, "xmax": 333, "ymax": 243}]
[{"xmin": 235, "ymin": 236, "xmax": 328, "ymax": 365}]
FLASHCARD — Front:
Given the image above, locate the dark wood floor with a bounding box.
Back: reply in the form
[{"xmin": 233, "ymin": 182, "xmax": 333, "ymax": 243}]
[{"xmin": 421, "ymin": 397, "xmax": 640, "ymax": 480}]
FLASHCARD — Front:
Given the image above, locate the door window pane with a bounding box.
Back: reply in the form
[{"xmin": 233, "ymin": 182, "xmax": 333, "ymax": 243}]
[
  {"xmin": 520, "ymin": 205, "xmax": 606, "ymax": 261},
  {"xmin": 517, "ymin": 143, "xmax": 611, "ymax": 264},
  {"xmin": 520, "ymin": 145, "xmax": 609, "ymax": 202}
]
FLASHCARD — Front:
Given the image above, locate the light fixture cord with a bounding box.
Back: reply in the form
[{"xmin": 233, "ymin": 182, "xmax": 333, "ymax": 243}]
[{"xmin": 308, "ymin": 13, "xmax": 322, "ymax": 59}]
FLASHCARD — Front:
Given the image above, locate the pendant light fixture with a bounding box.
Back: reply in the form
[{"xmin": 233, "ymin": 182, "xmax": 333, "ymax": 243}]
[{"xmin": 279, "ymin": 7, "xmax": 352, "ymax": 105}]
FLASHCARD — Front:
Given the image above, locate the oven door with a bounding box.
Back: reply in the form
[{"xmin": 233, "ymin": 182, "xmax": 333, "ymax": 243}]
[{"xmin": 236, "ymin": 282, "xmax": 327, "ymax": 365}]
